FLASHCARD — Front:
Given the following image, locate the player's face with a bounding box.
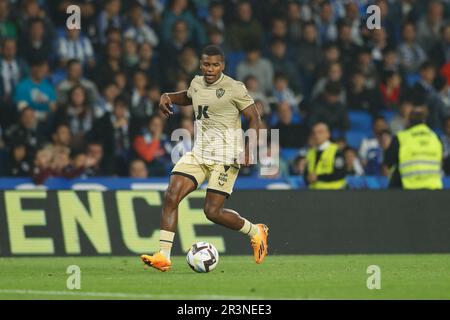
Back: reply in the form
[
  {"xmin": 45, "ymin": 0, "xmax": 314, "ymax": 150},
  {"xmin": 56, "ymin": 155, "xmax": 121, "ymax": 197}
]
[{"xmin": 200, "ymin": 54, "xmax": 225, "ymax": 84}]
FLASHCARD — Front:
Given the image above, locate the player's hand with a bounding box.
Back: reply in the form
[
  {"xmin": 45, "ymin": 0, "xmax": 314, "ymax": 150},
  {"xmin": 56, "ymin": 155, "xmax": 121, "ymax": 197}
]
[{"xmin": 159, "ymin": 93, "xmax": 174, "ymax": 118}]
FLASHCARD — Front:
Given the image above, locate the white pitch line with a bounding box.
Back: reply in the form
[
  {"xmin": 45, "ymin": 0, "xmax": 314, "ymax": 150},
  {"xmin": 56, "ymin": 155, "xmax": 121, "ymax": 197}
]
[{"xmin": 0, "ymin": 289, "xmax": 283, "ymax": 300}]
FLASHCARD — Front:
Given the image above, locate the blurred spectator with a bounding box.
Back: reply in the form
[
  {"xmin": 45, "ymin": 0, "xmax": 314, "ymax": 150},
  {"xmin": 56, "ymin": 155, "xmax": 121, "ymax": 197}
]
[
  {"xmin": 286, "ymin": 0, "xmax": 304, "ymax": 45},
  {"xmin": 206, "ymin": 26, "xmax": 229, "ymax": 54},
  {"xmin": 295, "ymin": 22, "xmax": 321, "ymax": 88},
  {"xmin": 315, "ymin": 42, "xmax": 341, "ymax": 79},
  {"xmin": 130, "ymin": 70, "xmax": 155, "ymax": 129},
  {"xmin": 343, "ymin": 146, "xmax": 364, "ymax": 176},
  {"xmin": 18, "ymin": 0, "xmax": 55, "ymax": 41},
  {"xmin": 243, "ymin": 75, "xmax": 270, "ymax": 114},
  {"xmin": 4, "ymin": 107, "xmax": 45, "ymax": 159},
  {"xmin": 176, "ymin": 46, "xmax": 200, "ymax": 82},
  {"xmin": 274, "ymin": 101, "xmax": 306, "ymax": 149},
  {"xmin": 53, "ymin": 85, "xmax": 94, "ymax": 150},
  {"xmin": 390, "ymin": 98, "xmax": 414, "ymax": 134},
  {"xmin": 226, "ymin": 0, "xmax": 263, "ymax": 51},
  {"xmin": 289, "ymin": 154, "xmax": 307, "ymax": 176},
  {"xmin": 51, "ymin": 123, "xmax": 72, "ymax": 149},
  {"xmin": 264, "ymin": 17, "xmax": 289, "ymax": 52},
  {"xmin": 304, "ymin": 122, "xmax": 346, "ymax": 189},
  {"xmin": 358, "ymin": 117, "xmax": 390, "ymax": 175},
  {"xmin": 129, "ymin": 158, "xmax": 149, "ymax": 178},
  {"xmin": 94, "ymin": 40, "xmax": 124, "ymax": 89},
  {"xmin": 311, "ymin": 62, "xmax": 346, "ymax": 104},
  {"xmin": 343, "ymin": 1, "xmax": 363, "ymax": 45},
  {"xmin": 32, "ymin": 146, "xmax": 53, "ymax": 184},
  {"xmin": 1, "ymin": 39, "xmax": 29, "ymax": 105},
  {"xmin": 271, "ymin": 72, "xmax": 300, "ymax": 110},
  {"xmin": 84, "ymin": 141, "xmax": 114, "ymax": 176},
  {"xmin": 160, "ymin": 0, "xmax": 206, "ymax": 47},
  {"xmin": 57, "ymin": 28, "xmax": 95, "ymax": 69},
  {"xmin": 133, "ymin": 114, "xmax": 170, "ymax": 176},
  {"xmin": 205, "ymin": 1, "xmax": 225, "ymax": 32},
  {"xmin": 237, "ymin": 46, "xmax": 274, "ymax": 94},
  {"xmin": 370, "ymin": 28, "xmax": 390, "ymax": 63},
  {"xmin": 8, "ymin": 143, "xmax": 33, "ymax": 177},
  {"xmin": 378, "ymin": 46, "xmax": 400, "ymax": 73},
  {"xmin": 90, "ymin": 96, "xmax": 132, "ymax": 176},
  {"xmin": 57, "ymin": 59, "xmax": 99, "ymax": 107},
  {"xmin": 268, "ymin": 38, "xmax": 301, "ymax": 94},
  {"xmin": 429, "ymin": 23, "xmax": 450, "ymax": 70},
  {"xmin": 94, "ymin": 82, "xmax": 120, "ymax": 118},
  {"xmin": 383, "ymin": 104, "xmax": 443, "ymax": 189},
  {"xmin": 19, "ymin": 18, "xmax": 52, "ymax": 65},
  {"xmin": 336, "ymin": 20, "xmax": 360, "ymax": 72},
  {"xmin": 160, "ymin": 20, "xmax": 193, "ymax": 89},
  {"xmin": 124, "ymin": 2, "xmax": 159, "ymax": 46},
  {"xmin": 123, "ymin": 38, "xmax": 139, "ymax": 69},
  {"xmin": 14, "ymin": 59, "xmax": 56, "ymax": 119},
  {"xmin": 441, "ymin": 116, "xmax": 450, "ymax": 175},
  {"xmin": 315, "ymin": 1, "xmax": 338, "ymax": 44},
  {"xmin": 97, "ymin": 0, "xmax": 122, "ymax": 44},
  {"xmin": 379, "ymin": 70, "xmax": 402, "ymax": 110},
  {"xmin": 413, "ymin": 61, "xmax": 445, "ymax": 129},
  {"xmin": 307, "ymin": 81, "xmax": 349, "ymax": 132},
  {"xmin": 347, "ymin": 70, "xmax": 383, "ymax": 114},
  {"xmin": 32, "ymin": 145, "xmax": 90, "ymax": 184},
  {"xmin": 416, "ymin": 0, "xmax": 445, "ymax": 53},
  {"xmin": 398, "ymin": 21, "xmax": 427, "ymax": 74},
  {"xmin": 435, "ymin": 75, "xmax": 450, "ymax": 117},
  {"xmin": 354, "ymin": 46, "xmax": 378, "ymax": 89},
  {"xmin": 133, "ymin": 42, "xmax": 161, "ymax": 85},
  {"xmin": 0, "ymin": 0, "xmax": 17, "ymax": 40}
]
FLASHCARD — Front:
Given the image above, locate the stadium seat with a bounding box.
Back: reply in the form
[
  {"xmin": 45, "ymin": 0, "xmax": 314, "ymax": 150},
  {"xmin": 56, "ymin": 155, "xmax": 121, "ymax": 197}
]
[
  {"xmin": 406, "ymin": 73, "xmax": 420, "ymax": 87},
  {"xmin": 280, "ymin": 148, "xmax": 301, "ymax": 162},
  {"xmin": 348, "ymin": 110, "xmax": 372, "ymax": 132},
  {"xmin": 380, "ymin": 110, "xmax": 396, "ymax": 123},
  {"xmin": 345, "ymin": 130, "xmax": 368, "ymax": 149}
]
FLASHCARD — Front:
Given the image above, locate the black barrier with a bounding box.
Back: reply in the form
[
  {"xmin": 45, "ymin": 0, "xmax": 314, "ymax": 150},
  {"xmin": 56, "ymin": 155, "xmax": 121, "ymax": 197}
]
[{"xmin": 0, "ymin": 190, "xmax": 450, "ymax": 256}]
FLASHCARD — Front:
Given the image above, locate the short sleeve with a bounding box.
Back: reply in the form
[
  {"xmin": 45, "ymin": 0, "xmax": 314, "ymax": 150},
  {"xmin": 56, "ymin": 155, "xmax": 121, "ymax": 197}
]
[
  {"xmin": 186, "ymin": 77, "xmax": 197, "ymax": 99},
  {"xmin": 233, "ymin": 81, "xmax": 255, "ymax": 111}
]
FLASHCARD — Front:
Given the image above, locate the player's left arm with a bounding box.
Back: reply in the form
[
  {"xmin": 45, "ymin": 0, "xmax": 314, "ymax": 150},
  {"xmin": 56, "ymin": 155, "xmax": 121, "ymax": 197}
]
[{"xmin": 241, "ymin": 104, "xmax": 262, "ymax": 166}]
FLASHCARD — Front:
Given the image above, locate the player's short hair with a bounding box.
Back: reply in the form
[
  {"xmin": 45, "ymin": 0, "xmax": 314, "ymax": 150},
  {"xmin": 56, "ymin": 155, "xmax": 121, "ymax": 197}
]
[{"xmin": 201, "ymin": 45, "xmax": 225, "ymax": 59}]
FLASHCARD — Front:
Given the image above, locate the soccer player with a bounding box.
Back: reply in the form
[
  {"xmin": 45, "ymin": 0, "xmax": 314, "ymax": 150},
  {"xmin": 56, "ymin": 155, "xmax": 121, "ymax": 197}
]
[{"xmin": 140, "ymin": 45, "xmax": 269, "ymax": 271}]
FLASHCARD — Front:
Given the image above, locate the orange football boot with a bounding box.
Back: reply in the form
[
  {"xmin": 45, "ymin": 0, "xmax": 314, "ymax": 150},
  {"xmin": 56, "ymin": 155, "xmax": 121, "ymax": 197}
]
[
  {"xmin": 140, "ymin": 252, "xmax": 172, "ymax": 272},
  {"xmin": 250, "ymin": 224, "xmax": 269, "ymax": 264}
]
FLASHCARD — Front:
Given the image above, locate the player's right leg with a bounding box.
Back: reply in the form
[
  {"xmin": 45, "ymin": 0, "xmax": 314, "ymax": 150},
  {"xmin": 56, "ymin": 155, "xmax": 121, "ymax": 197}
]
[
  {"xmin": 140, "ymin": 174, "xmax": 196, "ymax": 271},
  {"xmin": 141, "ymin": 152, "xmax": 206, "ymax": 272}
]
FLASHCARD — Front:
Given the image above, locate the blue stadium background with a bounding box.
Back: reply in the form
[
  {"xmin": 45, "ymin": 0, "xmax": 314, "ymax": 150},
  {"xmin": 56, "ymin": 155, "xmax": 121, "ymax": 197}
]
[{"xmin": 1, "ymin": 0, "xmax": 450, "ymax": 189}]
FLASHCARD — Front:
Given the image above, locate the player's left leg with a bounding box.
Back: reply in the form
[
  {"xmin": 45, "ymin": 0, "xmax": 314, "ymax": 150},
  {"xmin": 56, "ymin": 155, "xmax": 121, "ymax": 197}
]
[{"xmin": 204, "ymin": 165, "xmax": 269, "ymax": 264}]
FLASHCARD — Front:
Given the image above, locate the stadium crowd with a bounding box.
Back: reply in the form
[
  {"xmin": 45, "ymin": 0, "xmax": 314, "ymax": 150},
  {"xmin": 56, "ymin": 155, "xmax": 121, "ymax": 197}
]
[{"xmin": 1, "ymin": 0, "xmax": 450, "ymax": 183}]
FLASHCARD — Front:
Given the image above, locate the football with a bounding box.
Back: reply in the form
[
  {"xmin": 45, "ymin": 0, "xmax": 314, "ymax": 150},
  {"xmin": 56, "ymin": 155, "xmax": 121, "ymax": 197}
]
[{"xmin": 186, "ymin": 242, "xmax": 219, "ymax": 273}]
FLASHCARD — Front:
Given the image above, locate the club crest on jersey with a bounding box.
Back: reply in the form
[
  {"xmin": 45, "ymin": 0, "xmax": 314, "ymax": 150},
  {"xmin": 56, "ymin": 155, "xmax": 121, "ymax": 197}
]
[{"xmin": 216, "ymin": 88, "xmax": 225, "ymax": 99}]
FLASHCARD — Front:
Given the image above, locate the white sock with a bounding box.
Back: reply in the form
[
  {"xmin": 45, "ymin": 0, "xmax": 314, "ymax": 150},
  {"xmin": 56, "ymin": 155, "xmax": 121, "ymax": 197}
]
[
  {"xmin": 159, "ymin": 230, "xmax": 175, "ymax": 260},
  {"xmin": 239, "ymin": 219, "xmax": 260, "ymax": 238}
]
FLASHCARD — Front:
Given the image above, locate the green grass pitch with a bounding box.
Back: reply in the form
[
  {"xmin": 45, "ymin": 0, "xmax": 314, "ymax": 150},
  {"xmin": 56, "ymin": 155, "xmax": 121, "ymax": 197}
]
[{"xmin": 0, "ymin": 255, "xmax": 449, "ymax": 299}]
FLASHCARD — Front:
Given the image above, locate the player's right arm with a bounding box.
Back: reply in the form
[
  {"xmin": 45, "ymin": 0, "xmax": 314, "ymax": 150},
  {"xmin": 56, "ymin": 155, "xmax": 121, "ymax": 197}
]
[{"xmin": 159, "ymin": 91, "xmax": 193, "ymax": 118}]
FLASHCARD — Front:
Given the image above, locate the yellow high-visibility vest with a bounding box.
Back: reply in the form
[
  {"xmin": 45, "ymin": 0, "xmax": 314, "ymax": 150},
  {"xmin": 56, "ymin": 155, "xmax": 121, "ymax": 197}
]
[
  {"xmin": 397, "ymin": 124, "xmax": 443, "ymax": 189},
  {"xmin": 306, "ymin": 143, "xmax": 346, "ymax": 189}
]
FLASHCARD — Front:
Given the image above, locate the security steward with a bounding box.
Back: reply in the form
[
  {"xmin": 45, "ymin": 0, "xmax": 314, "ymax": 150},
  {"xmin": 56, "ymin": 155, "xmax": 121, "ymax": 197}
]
[
  {"xmin": 383, "ymin": 104, "xmax": 443, "ymax": 189},
  {"xmin": 305, "ymin": 122, "xmax": 346, "ymax": 189}
]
